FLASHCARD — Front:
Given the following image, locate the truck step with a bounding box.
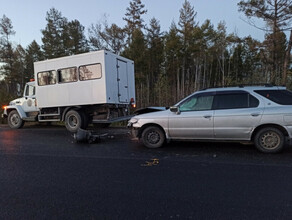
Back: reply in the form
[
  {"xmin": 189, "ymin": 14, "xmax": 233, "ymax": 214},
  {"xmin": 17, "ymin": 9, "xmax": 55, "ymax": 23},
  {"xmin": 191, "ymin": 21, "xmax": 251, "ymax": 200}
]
[
  {"xmin": 39, "ymin": 114, "xmax": 60, "ymax": 117},
  {"xmin": 38, "ymin": 113, "xmax": 61, "ymax": 122},
  {"xmin": 38, "ymin": 119, "xmax": 60, "ymax": 122}
]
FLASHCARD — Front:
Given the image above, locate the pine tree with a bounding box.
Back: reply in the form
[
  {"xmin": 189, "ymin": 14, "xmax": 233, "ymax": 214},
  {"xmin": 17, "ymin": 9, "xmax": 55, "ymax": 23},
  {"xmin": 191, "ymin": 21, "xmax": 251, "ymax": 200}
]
[
  {"xmin": 0, "ymin": 15, "xmax": 15, "ymax": 79},
  {"xmin": 25, "ymin": 40, "xmax": 44, "ymax": 80},
  {"xmin": 41, "ymin": 8, "xmax": 68, "ymax": 59},
  {"xmin": 178, "ymin": 0, "xmax": 197, "ymax": 96},
  {"xmin": 165, "ymin": 22, "xmax": 182, "ymax": 102},
  {"xmin": 123, "ymin": 0, "xmax": 147, "ymax": 44},
  {"xmin": 146, "ymin": 18, "xmax": 164, "ymax": 105},
  {"xmin": 0, "ymin": 14, "xmax": 17, "ymax": 94},
  {"xmin": 65, "ymin": 20, "xmax": 89, "ymax": 55},
  {"xmin": 13, "ymin": 45, "xmax": 26, "ymax": 90}
]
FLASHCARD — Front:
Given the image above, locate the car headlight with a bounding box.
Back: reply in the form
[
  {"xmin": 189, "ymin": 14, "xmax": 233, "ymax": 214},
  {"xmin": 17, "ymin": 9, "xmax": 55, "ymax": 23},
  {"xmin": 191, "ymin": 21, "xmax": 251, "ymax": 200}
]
[
  {"xmin": 129, "ymin": 118, "xmax": 139, "ymax": 124},
  {"xmin": 128, "ymin": 118, "xmax": 139, "ymax": 127}
]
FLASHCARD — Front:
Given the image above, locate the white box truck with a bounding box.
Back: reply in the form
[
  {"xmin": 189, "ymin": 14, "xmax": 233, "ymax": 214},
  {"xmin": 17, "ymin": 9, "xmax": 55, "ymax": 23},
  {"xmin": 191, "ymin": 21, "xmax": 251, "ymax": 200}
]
[{"xmin": 3, "ymin": 50, "xmax": 136, "ymax": 132}]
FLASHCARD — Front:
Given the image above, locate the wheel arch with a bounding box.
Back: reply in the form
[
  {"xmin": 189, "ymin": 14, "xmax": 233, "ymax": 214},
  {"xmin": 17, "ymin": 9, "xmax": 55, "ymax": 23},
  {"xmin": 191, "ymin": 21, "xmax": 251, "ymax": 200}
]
[
  {"xmin": 6, "ymin": 106, "xmax": 27, "ymax": 119},
  {"xmin": 5, "ymin": 107, "xmax": 15, "ymax": 117},
  {"xmin": 137, "ymin": 123, "xmax": 167, "ymax": 139},
  {"xmin": 252, "ymin": 124, "xmax": 289, "ymax": 141},
  {"xmin": 61, "ymin": 106, "xmax": 82, "ymax": 121}
]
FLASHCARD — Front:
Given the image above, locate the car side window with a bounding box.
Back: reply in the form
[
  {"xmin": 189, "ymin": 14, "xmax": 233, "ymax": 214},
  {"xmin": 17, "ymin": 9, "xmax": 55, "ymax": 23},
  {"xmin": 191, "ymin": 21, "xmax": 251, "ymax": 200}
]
[
  {"xmin": 213, "ymin": 92, "xmax": 259, "ymax": 110},
  {"xmin": 254, "ymin": 90, "xmax": 292, "ymax": 105},
  {"xmin": 180, "ymin": 95, "xmax": 214, "ymax": 112}
]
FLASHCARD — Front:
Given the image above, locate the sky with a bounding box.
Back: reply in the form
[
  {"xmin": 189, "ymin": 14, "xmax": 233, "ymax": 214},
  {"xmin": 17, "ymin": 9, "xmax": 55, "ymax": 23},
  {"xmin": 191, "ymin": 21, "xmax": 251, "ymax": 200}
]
[{"xmin": 0, "ymin": 0, "xmax": 265, "ymax": 48}]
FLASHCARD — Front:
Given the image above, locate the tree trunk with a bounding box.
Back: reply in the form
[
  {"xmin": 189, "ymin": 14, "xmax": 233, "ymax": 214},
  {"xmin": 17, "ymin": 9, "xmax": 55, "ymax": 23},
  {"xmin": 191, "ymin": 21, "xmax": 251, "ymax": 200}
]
[{"xmin": 282, "ymin": 29, "xmax": 292, "ymax": 85}]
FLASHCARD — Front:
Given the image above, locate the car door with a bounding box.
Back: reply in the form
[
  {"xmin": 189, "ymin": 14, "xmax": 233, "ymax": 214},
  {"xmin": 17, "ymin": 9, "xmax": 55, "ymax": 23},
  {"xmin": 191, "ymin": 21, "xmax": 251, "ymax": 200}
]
[
  {"xmin": 168, "ymin": 92, "xmax": 215, "ymax": 139},
  {"xmin": 213, "ymin": 91, "xmax": 263, "ymax": 140}
]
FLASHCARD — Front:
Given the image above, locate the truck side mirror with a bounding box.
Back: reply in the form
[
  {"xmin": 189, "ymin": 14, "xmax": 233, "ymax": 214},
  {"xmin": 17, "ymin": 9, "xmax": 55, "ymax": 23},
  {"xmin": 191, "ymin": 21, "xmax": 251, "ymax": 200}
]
[{"xmin": 170, "ymin": 106, "xmax": 180, "ymax": 115}]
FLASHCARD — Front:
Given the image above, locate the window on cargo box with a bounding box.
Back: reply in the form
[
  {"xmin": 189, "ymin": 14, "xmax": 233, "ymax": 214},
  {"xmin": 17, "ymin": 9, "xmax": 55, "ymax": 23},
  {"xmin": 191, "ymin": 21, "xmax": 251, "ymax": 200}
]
[
  {"xmin": 79, "ymin": 63, "xmax": 102, "ymax": 81},
  {"xmin": 58, "ymin": 67, "xmax": 78, "ymax": 83},
  {"xmin": 37, "ymin": 70, "xmax": 57, "ymax": 86}
]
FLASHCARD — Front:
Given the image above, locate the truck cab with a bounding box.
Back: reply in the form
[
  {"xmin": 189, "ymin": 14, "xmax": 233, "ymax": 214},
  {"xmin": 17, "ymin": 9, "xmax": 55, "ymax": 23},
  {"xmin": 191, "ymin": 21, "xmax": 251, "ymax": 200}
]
[{"xmin": 4, "ymin": 81, "xmax": 39, "ymax": 128}]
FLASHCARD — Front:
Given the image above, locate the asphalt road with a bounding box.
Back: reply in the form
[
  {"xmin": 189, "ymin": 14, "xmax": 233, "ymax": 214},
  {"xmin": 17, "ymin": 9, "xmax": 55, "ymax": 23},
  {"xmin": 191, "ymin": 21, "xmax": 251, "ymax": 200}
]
[{"xmin": 1, "ymin": 124, "xmax": 292, "ymax": 219}]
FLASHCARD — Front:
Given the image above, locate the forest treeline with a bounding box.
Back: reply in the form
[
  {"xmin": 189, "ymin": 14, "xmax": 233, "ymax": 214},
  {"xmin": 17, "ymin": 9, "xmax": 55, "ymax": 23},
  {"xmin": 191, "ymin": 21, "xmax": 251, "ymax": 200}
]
[{"xmin": 1, "ymin": 0, "xmax": 292, "ymax": 108}]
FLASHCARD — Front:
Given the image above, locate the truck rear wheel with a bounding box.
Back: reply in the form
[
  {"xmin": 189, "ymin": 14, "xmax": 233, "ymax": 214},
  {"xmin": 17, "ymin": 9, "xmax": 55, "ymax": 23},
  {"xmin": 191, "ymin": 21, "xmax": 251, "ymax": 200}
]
[
  {"xmin": 65, "ymin": 110, "xmax": 84, "ymax": 133},
  {"xmin": 8, "ymin": 110, "xmax": 25, "ymax": 129}
]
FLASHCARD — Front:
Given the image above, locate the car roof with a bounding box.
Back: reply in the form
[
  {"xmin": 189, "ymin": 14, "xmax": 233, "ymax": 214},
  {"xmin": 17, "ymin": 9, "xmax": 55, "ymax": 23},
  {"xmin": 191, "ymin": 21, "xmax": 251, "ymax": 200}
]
[
  {"xmin": 201, "ymin": 85, "xmax": 286, "ymax": 93},
  {"xmin": 175, "ymin": 85, "xmax": 288, "ymax": 106}
]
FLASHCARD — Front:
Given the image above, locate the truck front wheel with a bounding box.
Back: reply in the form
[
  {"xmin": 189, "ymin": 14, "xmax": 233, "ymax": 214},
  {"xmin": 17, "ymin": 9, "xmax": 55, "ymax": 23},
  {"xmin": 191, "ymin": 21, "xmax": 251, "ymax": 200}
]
[
  {"xmin": 8, "ymin": 110, "xmax": 25, "ymax": 129},
  {"xmin": 65, "ymin": 110, "xmax": 84, "ymax": 133}
]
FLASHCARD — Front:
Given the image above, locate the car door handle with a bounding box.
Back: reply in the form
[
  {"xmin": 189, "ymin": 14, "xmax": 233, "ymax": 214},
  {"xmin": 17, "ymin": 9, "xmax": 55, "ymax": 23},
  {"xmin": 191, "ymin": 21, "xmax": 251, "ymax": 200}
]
[
  {"xmin": 251, "ymin": 113, "xmax": 260, "ymax": 117},
  {"xmin": 204, "ymin": 115, "xmax": 212, "ymax": 119}
]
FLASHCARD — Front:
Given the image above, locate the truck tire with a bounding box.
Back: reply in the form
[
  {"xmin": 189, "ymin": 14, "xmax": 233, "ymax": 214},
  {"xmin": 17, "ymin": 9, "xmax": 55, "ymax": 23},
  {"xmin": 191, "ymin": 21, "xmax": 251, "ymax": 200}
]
[
  {"xmin": 141, "ymin": 126, "xmax": 165, "ymax": 149},
  {"xmin": 8, "ymin": 110, "xmax": 25, "ymax": 129},
  {"xmin": 79, "ymin": 111, "xmax": 89, "ymax": 129},
  {"xmin": 65, "ymin": 110, "xmax": 84, "ymax": 133},
  {"xmin": 254, "ymin": 127, "xmax": 285, "ymax": 153}
]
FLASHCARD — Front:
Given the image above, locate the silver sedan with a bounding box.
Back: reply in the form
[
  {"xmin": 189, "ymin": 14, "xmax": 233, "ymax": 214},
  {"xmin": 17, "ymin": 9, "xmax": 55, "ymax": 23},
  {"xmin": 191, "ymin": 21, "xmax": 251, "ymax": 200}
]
[{"xmin": 128, "ymin": 86, "xmax": 292, "ymax": 153}]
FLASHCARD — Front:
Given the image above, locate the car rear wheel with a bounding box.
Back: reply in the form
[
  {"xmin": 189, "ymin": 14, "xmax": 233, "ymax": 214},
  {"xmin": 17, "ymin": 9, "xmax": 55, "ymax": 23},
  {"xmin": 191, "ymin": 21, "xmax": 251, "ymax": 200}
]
[
  {"xmin": 254, "ymin": 127, "xmax": 285, "ymax": 153},
  {"xmin": 8, "ymin": 110, "xmax": 24, "ymax": 129},
  {"xmin": 141, "ymin": 126, "xmax": 165, "ymax": 149}
]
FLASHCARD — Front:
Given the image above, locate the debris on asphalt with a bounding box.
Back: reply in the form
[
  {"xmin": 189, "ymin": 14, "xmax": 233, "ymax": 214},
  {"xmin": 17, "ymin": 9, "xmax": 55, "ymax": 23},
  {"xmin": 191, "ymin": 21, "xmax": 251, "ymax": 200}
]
[{"xmin": 73, "ymin": 128, "xmax": 108, "ymax": 144}]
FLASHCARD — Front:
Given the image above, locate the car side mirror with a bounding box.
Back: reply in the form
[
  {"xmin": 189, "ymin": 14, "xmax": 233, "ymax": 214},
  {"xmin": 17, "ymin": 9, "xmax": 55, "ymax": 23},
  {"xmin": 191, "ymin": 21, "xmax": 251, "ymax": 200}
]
[{"xmin": 170, "ymin": 106, "xmax": 180, "ymax": 114}]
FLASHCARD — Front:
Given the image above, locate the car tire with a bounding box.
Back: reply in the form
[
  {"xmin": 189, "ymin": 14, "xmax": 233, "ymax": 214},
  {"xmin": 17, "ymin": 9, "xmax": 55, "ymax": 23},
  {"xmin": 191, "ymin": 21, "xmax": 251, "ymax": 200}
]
[
  {"xmin": 8, "ymin": 110, "xmax": 25, "ymax": 129},
  {"xmin": 254, "ymin": 127, "xmax": 285, "ymax": 153},
  {"xmin": 141, "ymin": 126, "xmax": 165, "ymax": 149},
  {"xmin": 65, "ymin": 110, "xmax": 84, "ymax": 133}
]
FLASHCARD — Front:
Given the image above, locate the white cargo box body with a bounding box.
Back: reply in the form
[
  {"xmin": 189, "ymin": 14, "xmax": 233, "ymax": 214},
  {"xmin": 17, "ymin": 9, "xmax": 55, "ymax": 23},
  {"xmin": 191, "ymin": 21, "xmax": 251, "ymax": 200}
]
[{"xmin": 34, "ymin": 50, "xmax": 135, "ymax": 108}]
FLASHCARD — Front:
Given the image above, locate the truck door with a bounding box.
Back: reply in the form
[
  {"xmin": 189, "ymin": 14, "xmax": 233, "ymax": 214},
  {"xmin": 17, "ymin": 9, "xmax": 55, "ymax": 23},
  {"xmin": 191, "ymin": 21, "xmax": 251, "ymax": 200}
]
[
  {"xmin": 22, "ymin": 84, "xmax": 38, "ymax": 113},
  {"xmin": 117, "ymin": 59, "xmax": 129, "ymax": 103}
]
